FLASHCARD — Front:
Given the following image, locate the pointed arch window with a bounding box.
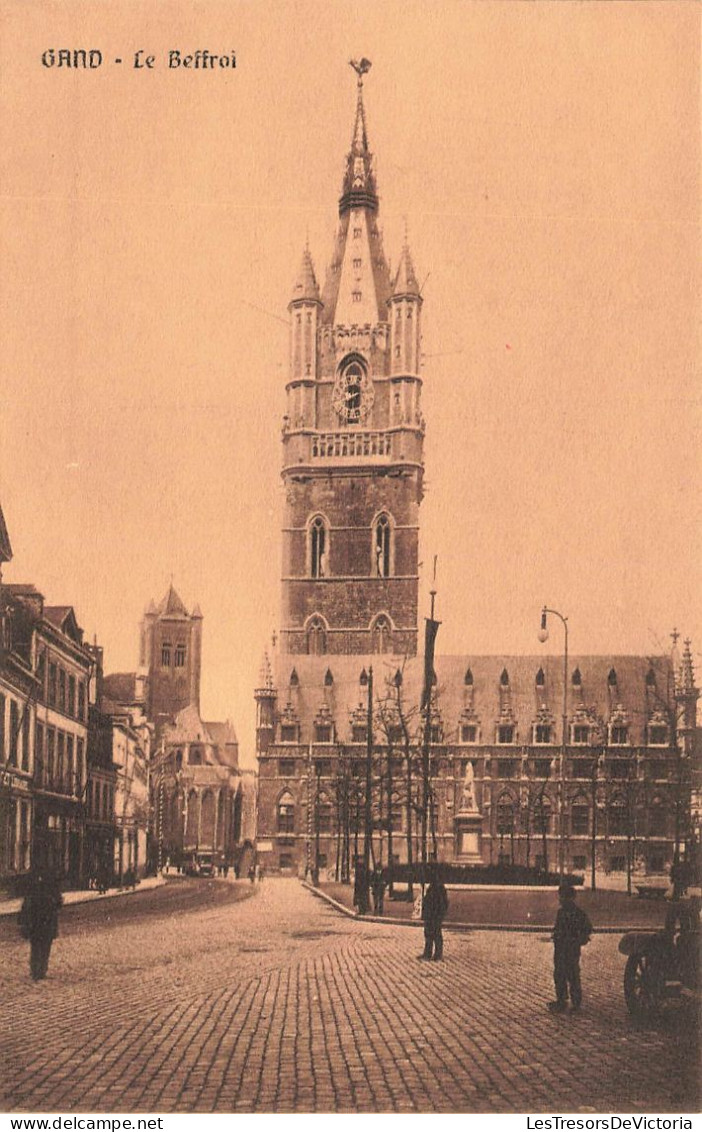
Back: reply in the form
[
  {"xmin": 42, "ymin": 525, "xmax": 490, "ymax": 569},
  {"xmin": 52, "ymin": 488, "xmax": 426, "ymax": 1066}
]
[
  {"xmin": 535, "ymin": 667, "xmax": 545, "ymax": 687},
  {"xmin": 371, "ymin": 615, "xmax": 392, "ymax": 654},
  {"xmin": 306, "ymin": 616, "xmax": 327, "ymax": 656},
  {"xmin": 374, "ymin": 514, "xmax": 392, "ymax": 577},
  {"xmin": 496, "ymin": 794, "xmax": 516, "ymax": 834},
  {"xmin": 310, "ymin": 516, "xmax": 328, "ymax": 579}
]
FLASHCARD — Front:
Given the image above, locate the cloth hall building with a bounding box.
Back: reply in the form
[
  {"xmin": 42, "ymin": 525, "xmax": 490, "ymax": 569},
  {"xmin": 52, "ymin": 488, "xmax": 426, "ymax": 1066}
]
[{"xmin": 254, "ymin": 65, "xmax": 699, "ymax": 887}]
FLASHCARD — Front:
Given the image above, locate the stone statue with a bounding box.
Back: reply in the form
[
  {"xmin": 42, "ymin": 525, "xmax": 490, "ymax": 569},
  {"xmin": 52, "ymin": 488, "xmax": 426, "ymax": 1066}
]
[{"xmin": 460, "ymin": 760, "xmax": 477, "ymax": 813}]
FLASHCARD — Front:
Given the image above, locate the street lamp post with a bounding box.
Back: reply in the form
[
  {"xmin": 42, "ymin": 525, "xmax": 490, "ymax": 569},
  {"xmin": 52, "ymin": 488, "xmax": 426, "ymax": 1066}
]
[{"xmin": 538, "ymin": 606, "xmax": 569, "ymax": 877}]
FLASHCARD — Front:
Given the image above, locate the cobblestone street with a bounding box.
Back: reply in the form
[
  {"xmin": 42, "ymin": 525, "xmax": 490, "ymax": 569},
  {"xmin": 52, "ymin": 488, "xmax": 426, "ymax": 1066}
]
[{"xmin": 1, "ymin": 879, "xmax": 698, "ymax": 1114}]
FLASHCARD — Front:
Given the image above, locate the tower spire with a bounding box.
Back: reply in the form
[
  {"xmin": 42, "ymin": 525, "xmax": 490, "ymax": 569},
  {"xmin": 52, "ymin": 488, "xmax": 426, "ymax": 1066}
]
[{"xmin": 340, "ymin": 59, "xmax": 378, "ymax": 216}]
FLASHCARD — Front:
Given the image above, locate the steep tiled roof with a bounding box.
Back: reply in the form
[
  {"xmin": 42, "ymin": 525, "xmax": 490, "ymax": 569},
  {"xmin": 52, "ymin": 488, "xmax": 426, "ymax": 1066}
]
[
  {"xmin": 204, "ymin": 721, "xmax": 239, "ymax": 768},
  {"xmin": 156, "ymin": 585, "xmax": 189, "ymax": 619},
  {"xmin": 163, "ymin": 704, "xmax": 210, "ymax": 743},
  {"xmin": 205, "ymin": 720, "xmax": 238, "ymax": 747},
  {"xmin": 271, "ymin": 653, "xmax": 677, "ymax": 746},
  {"xmin": 44, "ymin": 606, "xmax": 83, "ymax": 643},
  {"xmin": 391, "ymin": 243, "xmax": 420, "ymax": 298},
  {"xmin": 103, "ymin": 672, "xmax": 139, "ymax": 704},
  {"xmin": 290, "ymin": 245, "xmax": 320, "ymax": 305}
]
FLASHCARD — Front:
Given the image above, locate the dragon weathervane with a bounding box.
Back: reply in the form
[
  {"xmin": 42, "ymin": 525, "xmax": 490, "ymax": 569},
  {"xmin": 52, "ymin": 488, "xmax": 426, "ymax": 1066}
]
[{"xmin": 349, "ymin": 57, "xmax": 372, "ymax": 84}]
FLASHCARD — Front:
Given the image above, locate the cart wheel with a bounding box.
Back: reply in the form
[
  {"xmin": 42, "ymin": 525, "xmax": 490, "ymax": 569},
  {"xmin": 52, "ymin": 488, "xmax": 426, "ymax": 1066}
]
[{"xmin": 624, "ymin": 953, "xmax": 663, "ymax": 1017}]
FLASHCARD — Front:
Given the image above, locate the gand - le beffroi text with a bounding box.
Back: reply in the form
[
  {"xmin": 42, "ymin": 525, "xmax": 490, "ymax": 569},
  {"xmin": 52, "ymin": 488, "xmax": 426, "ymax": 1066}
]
[{"xmin": 41, "ymin": 49, "xmax": 237, "ymax": 70}]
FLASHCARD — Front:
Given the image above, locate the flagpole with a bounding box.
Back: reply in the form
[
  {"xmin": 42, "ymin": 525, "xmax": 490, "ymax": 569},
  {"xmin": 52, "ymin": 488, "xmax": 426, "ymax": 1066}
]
[
  {"xmin": 361, "ymin": 664, "xmax": 374, "ymax": 915},
  {"xmin": 421, "ymin": 558, "xmax": 440, "ymax": 882}
]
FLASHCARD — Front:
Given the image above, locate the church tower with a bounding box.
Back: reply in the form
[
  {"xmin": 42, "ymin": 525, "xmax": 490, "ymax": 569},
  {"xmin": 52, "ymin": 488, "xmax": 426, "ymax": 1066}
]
[
  {"xmin": 280, "ymin": 61, "xmax": 425, "ymax": 658},
  {"xmin": 139, "ymin": 584, "xmax": 203, "ymax": 728}
]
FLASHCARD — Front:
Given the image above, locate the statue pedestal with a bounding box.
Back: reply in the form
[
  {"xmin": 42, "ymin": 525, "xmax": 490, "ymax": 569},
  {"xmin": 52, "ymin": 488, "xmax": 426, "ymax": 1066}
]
[{"xmin": 455, "ymin": 811, "xmax": 482, "ymax": 862}]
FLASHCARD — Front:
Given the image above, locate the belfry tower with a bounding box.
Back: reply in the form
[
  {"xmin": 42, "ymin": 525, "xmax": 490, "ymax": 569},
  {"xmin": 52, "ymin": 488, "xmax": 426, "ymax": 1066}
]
[{"xmin": 280, "ymin": 61, "xmax": 425, "ymax": 658}]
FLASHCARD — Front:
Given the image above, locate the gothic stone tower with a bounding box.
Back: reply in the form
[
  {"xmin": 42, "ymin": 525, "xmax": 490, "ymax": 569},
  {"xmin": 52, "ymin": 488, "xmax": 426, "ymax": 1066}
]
[
  {"xmin": 280, "ymin": 62, "xmax": 425, "ymax": 659},
  {"xmin": 140, "ymin": 585, "xmax": 203, "ymax": 730}
]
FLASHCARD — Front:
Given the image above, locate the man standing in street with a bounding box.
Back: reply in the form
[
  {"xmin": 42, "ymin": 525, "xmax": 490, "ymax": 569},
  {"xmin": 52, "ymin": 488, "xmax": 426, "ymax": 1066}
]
[
  {"xmin": 549, "ymin": 882, "xmax": 593, "ymax": 1013},
  {"xmin": 419, "ymin": 864, "xmax": 449, "ymax": 960},
  {"xmin": 19, "ymin": 870, "xmax": 63, "ymax": 981}
]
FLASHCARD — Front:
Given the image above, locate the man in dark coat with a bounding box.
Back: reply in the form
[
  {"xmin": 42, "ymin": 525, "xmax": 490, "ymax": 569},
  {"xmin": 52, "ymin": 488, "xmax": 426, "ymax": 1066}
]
[
  {"xmin": 371, "ymin": 868, "xmax": 386, "ymax": 914},
  {"xmin": 19, "ymin": 871, "xmax": 63, "ymax": 981},
  {"xmin": 549, "ymin": 883, "xmax": 593, "ymax": 1012},
  {"xmin": 420, "ymin": 865, "xmax": 449, "ymax": 960}
]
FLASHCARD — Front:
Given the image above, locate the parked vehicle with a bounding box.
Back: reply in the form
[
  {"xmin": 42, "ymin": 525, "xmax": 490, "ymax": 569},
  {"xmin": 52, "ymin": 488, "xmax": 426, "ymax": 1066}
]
[
  {"xmin": 184, "ymin": 854, "xmax": 215, "ymax": 877},
  {"xmin": 619, "ymin": 897, "xmax": 700, "ymax": 1017}
]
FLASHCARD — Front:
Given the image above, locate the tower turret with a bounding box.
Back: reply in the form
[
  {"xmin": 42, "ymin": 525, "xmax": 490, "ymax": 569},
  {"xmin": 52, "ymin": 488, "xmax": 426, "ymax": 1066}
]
[
  {"xmin": 254, "ymin": 650, "xmax": 277, "ymax": 754},
  {"xmin": 286, "ymin": 244, "xmax": 322, "ymax": 432},
  {"xmin": 388, "ymin": 239, "xmax": 423, "ymax": 427}
]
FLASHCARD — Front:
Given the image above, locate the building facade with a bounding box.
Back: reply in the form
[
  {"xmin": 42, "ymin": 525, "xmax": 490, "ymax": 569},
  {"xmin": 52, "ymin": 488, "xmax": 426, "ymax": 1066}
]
[
  {"xmin": 255, "ymin": 65, "xmax": 700, "ymax": 886},
  {"xmin": 0, "ymin": 512, "xmax": 35, "ymax": 884},
  {"xmin": 105, "ymin": 585, "xmax": 255, "ymax": 872},
  {"xmin": 3, "ymin": 585, "xmax": 92, "ymax": 886}
]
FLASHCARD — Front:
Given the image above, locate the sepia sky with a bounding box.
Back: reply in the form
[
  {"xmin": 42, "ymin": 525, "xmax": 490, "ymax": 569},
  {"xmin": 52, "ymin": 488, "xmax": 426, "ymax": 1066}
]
[{"xmin": 0, "ymin": 1, "xmax": 699, "ymax": 765}]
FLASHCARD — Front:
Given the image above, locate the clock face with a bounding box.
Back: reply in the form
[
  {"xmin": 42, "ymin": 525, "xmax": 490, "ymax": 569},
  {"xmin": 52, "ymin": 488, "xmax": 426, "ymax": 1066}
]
[{"xmin": 332, "ymin": 363, "xmax": 374, "ymax": 425}]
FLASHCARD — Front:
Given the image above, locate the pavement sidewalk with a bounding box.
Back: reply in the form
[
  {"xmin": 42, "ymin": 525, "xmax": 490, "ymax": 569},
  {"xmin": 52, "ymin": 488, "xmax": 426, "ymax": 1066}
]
[
  {"xmin": 0, "ymin": 874, "xmax": 168, "ymax": 917},
  {"xmin": 306, "ymin": 881, "xmax": 654, "ymax": 934}
]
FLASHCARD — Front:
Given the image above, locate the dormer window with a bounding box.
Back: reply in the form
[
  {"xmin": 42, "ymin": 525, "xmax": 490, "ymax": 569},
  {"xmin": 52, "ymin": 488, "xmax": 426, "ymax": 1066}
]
[
  {"xmin": 461, "ymin": 724, "xmax": 477, "ymax": 744},
  {"xmin": 353, "ymin": 258, "xmax": 361, "ymax": 270},
  {"xmin": 498, "ymin": 724, "xmax": 515, "ymax": 745},
  {"xmin": 572, "ymin": 668, "xmax": 582, "ymax": 687},
  {"xmin": 608, "ymin": 668, "xmax": 618, "ymax": 687},
  {"xmin": 535, "ymin": 668, "xmax": 545, "ymax": 687},
  {"xmin": 352, "ymin": 291, "xmax": 362, "ymax": 303},
  {"xmin": 464, "ymin": 669, "xmax": 473, "ymax": 686},
  {"xmin": 500, "ymin": 669, "xmax": 510, "ymax": 687},
  {"xmin": 280, "ymin": 724, "xmax": 299, "ymax": 744},
  {"xmin": 611, "ymin": 725, "xmax": 629, "ymax": 746},
  {"xmin": 572, "ymin": 725, "xmax": 590, "ymax": 745},
  {"xmin": 534, "ymin": 724, "xmax": 552, "ymax": 744},
  {"xmin": 315, "ymin": 723, "xmax": 333, "ymax": 744},
  {"xmin": 353, "ymin": 227, "xmax": 362, "ymax": 238}
]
